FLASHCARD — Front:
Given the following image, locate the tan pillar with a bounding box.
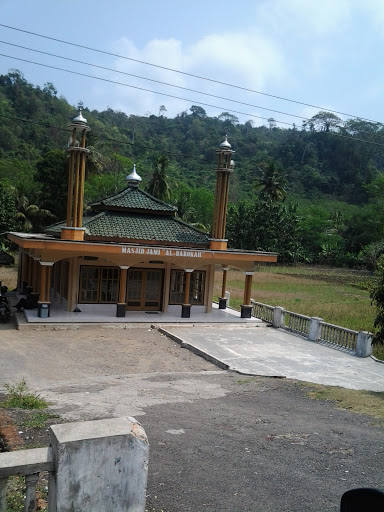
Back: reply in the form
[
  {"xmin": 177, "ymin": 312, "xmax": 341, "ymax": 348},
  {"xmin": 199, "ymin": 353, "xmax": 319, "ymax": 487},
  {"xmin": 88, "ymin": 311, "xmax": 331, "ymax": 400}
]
[
  {"xmin": 183, "ymin": 271, "xmax": 192, "ymax": 305},
  {"xmin": 72, "ymin": 151, "xmax": 80, "ymax": 227},
  {"xmin": 117, "ymin": 266, "xmax": 130, "ymax": 317},
  {"xmin": 66, "ymin": 128, "xmax": 76, "ymax": 226},
  {"xmin": 77, "ymin": 132, "xmax": 87, "ymax": 227},
  {"xmin": 241, "ymin": 272, "xmax": 254, "ymax": 319},
  {"xmin": 218, "ymin": 267, "xmax": 229, "ymax": 310},
  {"xmin": 39, "ymin": 265, "xmax": 47, "ymax": 303},
  {"xmin": 118, "ymin": 267, "xmax": 129, "ymax": 304},
  {"xmin": 162, "ymin": 264, "xmax": 171, "ymax": 313},
  {"xmin": 243, "ymin": 273, "xmax": 253, "ymax": 306},
  {"xmin": 32, "ymin": 258, "xmax": 39, "ymax": 293},
  {"xmin": 181, "ymin": 269, "xmax": 194, "ymax": 318},
  {"xmin": 221, "ymin": 268, "xmax": 228, "ymax": 298},
  {"xmin": 28, "ymin": 255, "xmax": 33, "ymax": 288},
  {"xmin": 21, "ymin": 251, "xmax": 29, "ymax": 289}
]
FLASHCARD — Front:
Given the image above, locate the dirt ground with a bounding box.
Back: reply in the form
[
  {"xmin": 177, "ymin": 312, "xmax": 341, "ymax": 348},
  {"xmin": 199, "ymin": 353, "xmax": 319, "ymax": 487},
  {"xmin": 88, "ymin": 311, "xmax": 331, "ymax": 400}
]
[{"xmin": 1, "ymin": 324, "xmax": 384, "ymax": 512}]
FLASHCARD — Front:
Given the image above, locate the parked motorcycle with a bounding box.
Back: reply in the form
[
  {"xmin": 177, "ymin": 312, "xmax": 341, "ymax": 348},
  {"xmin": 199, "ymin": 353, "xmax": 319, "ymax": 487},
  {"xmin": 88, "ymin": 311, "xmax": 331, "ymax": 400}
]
[{"xmin": 0, "ymin": 286, "xmax": 10, "ymax": 323}]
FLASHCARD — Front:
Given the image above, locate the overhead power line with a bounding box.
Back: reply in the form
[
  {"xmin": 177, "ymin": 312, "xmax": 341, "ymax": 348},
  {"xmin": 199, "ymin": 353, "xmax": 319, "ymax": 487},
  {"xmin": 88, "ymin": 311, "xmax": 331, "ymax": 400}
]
[
  {"xmin": 2, "ymin": 43, "xmax": 384, "ymax": 145},
  {"xmin": 3, "ymin": 51, "xmax": 384, "ymax": 147},
  {"xmin": 0, "ymin": 40, "xmax": 310, "ymax": 123},
  {"xmin": 0, "ymin": 113, "xmax": 208, "ymax": 160},
  {"xmin": 0, "ymin": 52, "xmax": 299, "ymax": 127},
  {"xmin": 0, "ymin": 22, "xmax": 381, "ymax": 125},
  {"xmin": 2, "ymin": 109, "xmax": 384, "ymax": 155}
]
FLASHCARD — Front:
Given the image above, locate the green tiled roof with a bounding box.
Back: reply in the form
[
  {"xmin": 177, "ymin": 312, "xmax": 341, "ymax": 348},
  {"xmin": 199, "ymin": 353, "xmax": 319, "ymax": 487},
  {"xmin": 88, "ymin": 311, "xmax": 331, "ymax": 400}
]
[
  {"xmin": 90, "ymin": 186, "xmax": 177, "ymax": 213},
  {"xmin": 47, "ymin": 211, "xmax": 209, "ymax": 246}
]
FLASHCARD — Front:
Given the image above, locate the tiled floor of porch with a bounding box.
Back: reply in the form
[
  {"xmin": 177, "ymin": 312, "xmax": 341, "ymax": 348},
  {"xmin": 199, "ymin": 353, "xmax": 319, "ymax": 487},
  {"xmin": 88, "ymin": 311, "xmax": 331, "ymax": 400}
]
[{"xmin": 19, "ymin": 301, "xmax": 262, "ymax": 325}]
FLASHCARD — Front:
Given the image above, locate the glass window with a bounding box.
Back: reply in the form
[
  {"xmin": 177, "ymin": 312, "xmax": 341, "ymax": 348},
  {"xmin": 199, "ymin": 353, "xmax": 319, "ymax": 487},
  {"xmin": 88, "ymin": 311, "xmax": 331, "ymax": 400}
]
[
  {"xmin": 169, "ymin": 270, "xmax": 206, "ymax": 305},
  {"xmin": 79, "ymin": 267, "xmax": 99, "ymax": 303},
  {"xmin": 79, "ymin": 266, "xmax": 119, "ymax": 304}
]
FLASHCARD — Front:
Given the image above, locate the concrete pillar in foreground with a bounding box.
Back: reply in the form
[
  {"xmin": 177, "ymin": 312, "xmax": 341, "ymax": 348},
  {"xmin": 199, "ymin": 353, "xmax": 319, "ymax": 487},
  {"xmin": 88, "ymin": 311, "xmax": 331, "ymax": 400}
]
[
  {"xmin": 49, "ymin": 417, "xmax": 149, "ymax": 512},
  {"xmin": 356, "ymin": 331, "xmax": 373, "ymax": 357}
]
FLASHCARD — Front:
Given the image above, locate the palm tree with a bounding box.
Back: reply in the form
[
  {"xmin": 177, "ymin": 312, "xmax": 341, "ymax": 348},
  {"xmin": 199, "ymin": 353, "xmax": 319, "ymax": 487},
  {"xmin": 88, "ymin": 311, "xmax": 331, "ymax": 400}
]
[
  {"xmin": 147, "ymin": 155, "xmax": 171, "ymax": 201},
  {"xmin": 14, "ymin": 192, "xmax": 55, "ymax": 232},
  {"xmin": 254, "ymin": 161, "xmax": 287, "ymax": 202}
]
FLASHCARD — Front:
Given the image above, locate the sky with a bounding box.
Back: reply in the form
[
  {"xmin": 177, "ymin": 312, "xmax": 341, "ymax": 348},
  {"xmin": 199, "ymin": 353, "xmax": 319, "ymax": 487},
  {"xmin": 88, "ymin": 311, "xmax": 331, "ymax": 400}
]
[{"xmin": 1, "ymin": 0, "xmax": 384, "ymax": 128}]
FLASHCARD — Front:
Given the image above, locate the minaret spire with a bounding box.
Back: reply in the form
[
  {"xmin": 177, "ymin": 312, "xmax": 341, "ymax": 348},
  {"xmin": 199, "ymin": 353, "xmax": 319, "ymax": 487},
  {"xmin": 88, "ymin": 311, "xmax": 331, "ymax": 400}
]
[
  {"xmin": 209, "ymin": 135, "xmax": 235, "ymax": 250},
  {"xmin": 61, "ymin": 103, "xmax": 91, "ymax": 241}
]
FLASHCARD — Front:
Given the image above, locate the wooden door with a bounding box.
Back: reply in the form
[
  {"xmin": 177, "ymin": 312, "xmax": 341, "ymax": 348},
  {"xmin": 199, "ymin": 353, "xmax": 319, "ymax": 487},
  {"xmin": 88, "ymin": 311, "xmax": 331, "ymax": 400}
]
[{"xmin": 126, "ymin": 268, "xmax": 163, "ymax": 310}]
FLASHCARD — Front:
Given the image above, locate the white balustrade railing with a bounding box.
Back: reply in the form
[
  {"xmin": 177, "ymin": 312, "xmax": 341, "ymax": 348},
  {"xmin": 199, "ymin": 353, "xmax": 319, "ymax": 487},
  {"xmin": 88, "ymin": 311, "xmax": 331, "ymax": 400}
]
[
  {"xmin": 251, "ymin": 301, "xmax": 372, "ymax": 357},
  {"xmin": 284, "ymin": 311, "xmax": 311, "ymax": 337},
  {"xmin": 319, "ymin": 322, "xmax": 358, "ymax": 352},
  {"xmin": 252, "ymin": 302, "xmax": 274, "ymax": 323}
]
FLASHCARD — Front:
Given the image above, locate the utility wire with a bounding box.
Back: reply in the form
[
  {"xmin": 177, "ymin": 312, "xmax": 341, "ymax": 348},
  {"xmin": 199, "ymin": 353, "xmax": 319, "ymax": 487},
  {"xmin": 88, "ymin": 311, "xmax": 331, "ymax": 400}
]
[
  {"xmin": 2, "ymin": 108, "xmax": 384, "ymax": 155},
  {"xmin": 0, "ymin": 22, "xmax": 381, "ymax": 125},
  {"xmin": 3, "ymin": 52, "xmax": 384, "ymax": 149},
  {"xmin": 0, "ymin": 113, "xmax": 208, "ymax": 160},
  {"xmin": 3, "ymin": 43, "xmax": 384, "ymax": 144},
  {"xmin": 0, "ymin": 40, "xmax": 310, "ymax": 122},
  {"xmin": 0, "ymin": 52, "xmax": 299, "ymax": 127}
]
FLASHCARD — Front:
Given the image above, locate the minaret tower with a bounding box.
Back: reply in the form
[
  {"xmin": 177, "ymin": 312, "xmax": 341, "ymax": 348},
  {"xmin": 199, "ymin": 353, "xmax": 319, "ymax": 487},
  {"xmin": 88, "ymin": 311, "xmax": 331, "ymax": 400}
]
[
  {"xmin": 210, "ymin": 135, "xmax": 235, "ymax": 250},
  {"xmin": 61, "ymin": 103, "xmax": 91, "ymax": 241}
]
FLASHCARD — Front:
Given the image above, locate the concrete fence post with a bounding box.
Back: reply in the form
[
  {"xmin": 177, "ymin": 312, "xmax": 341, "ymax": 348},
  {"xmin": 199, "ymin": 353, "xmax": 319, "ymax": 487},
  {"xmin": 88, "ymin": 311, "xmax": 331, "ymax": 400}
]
[
  {"xmin": 309, "ymin": 317, "xmax": 323, "ymax": 342},
  {"xmin": 273, "ymin": 307, "xmax": 285, "ymax": 328},
  {"xmin": 48, "ymin": 417, "xmax": 149, "ymax": 512},
  {"xmin": 356, "ymin": 331, "xmax": 373, "ymax": 357}
]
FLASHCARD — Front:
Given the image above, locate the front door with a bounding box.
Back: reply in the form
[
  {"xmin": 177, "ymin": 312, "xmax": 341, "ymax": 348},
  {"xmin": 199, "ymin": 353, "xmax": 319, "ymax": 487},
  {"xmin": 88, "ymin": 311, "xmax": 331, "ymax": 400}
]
[{"xmin": 126, "ymin": 268, "xmax": 164, "ymax": 311}]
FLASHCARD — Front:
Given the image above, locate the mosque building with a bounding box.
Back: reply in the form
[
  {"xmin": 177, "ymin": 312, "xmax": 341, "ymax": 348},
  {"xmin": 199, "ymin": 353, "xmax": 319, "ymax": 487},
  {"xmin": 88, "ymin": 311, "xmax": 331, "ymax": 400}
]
[{"xmin": 8, "ymin": 110, "xmax": 277, "ymax": 321}]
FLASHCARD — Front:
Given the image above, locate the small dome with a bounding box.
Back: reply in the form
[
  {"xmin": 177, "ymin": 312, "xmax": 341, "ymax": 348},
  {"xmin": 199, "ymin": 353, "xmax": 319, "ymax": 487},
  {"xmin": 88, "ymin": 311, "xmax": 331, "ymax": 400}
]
[
  {"xmin": 126, "ymin": 164, "xmax": 142, "ymax": 185},
  {"xmin": 72, "ymin": 109, "xmax": 87, "ymax": 124},
  {"xmin": 219, "ymin": 134, "xmax": 231, "ymax": 149},
  {"xmin": 230, "ymin": 159, "xmax": 235, "ymax": 168}
]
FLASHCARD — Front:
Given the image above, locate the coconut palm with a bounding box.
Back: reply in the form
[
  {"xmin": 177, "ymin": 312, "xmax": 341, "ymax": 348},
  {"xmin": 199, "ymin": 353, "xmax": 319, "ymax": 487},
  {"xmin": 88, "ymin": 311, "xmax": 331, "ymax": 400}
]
[
  {"xmin": 147, "ymin": 155, "xmax": 171, "ymax": 201},
  {"xmin": 14, "ymin": 192, "xmax": 55, "ymax": 232},
  {"xmin": 254, "ymin": 161, "xmax": 287, "ymax": 202}
]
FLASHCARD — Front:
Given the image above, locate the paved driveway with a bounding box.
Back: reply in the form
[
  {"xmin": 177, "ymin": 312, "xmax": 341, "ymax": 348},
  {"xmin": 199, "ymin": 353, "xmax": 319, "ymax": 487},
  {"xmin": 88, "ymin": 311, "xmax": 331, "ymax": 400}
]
[{"xmin": 160, "ymin": 324, "xmax": 384, "ymax": 391}]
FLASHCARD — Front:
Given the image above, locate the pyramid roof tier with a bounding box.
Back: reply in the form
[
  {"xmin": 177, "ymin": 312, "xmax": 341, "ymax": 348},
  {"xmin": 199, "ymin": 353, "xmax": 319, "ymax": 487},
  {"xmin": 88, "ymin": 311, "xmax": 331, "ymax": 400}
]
[
  {"xmin": 89, "ymin": 186, "xmax": 177, "ymax": 214},
  {"xmin": 46, "ymin": 211, "xmax": 210, "ymax": 247}
]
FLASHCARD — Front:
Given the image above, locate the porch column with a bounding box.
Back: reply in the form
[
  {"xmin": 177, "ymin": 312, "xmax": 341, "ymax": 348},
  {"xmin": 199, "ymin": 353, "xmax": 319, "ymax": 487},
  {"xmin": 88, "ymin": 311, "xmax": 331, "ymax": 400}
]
[
  {"xmin": 17, "ymin": 247, "xmax": 22, "ymax": 291},
  {"xmin": 181, "ymin": 269, "xmax": 194, "ymax": 318},
  {"xmin": 28, "ymin": 254, "xmax": 33, "ymax": 288},
  {"xmin": 38, "ymin": 262, "xmax": 54, "ymax": 318},
  {"xmin": 21, "ymin": 251, "xmax": 29, "ymax": 291},
  {"xmin": 32, "ymin": 257, "xmax": 40, "ymax": 293},
  {"xmin": 241, "ymin": 272, "xmax": 254, "ymax": 318},
  {"xmin": 67, "ymin": 258, "xmax": 79, "ymax": 312},
  {"xmin": 116, "ymin": 266, "xmax": 130, "ymax": 317},
  {"xmin": 219, "ymin": 267, "xmax": 229, "ymax": 309}
]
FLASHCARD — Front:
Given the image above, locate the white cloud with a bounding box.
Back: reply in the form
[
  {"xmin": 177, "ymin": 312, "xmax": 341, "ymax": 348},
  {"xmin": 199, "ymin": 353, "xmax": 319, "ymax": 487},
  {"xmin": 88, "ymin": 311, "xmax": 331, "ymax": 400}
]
[{"xmin": 105, "ymin": 30, "xmax": 286, "ymax": 121}]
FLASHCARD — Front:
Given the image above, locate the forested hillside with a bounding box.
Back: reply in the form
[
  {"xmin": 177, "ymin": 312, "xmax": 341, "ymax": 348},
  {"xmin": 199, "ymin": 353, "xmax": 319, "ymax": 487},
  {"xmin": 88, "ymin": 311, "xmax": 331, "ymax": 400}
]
[{"xmin": 1, "ymin": 70, "xmax": 384, "ymax": 267}]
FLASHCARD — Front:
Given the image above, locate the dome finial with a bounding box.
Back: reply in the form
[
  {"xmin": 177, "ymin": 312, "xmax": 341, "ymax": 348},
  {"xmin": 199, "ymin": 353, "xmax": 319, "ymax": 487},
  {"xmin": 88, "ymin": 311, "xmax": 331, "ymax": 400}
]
[
  {"xmin": 72, "ymin": 100, "xmax": 87, "ymax": 124},
  {"xmin": 126, "ymin": 163, "xmax": 142, "ymax": 186},
  {"xmin": 219, "ymin": 134, "xmax": 231, "ymax": 149}
]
